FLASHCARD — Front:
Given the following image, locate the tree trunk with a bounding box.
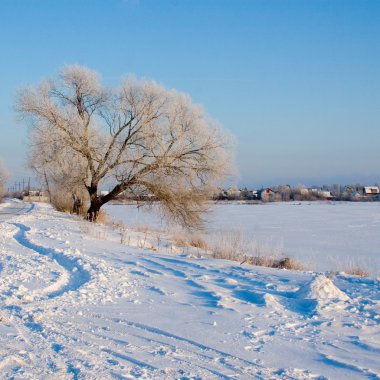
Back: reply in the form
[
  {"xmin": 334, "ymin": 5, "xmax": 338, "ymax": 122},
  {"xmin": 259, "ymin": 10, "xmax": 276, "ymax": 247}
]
[
  {"xmin": 87, "ymin": 201, "xmax": 101, "ymax": 222},
  {"xmin": 43, "ymin": 169, "xmax": 51, "ymax": 203},
  {"xmin": 86, "ymin": 184, "xmax": 101, "ymax": 222}
]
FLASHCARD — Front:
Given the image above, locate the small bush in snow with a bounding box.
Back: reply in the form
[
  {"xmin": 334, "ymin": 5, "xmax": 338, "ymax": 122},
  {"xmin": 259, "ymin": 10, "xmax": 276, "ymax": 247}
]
[
  {"xmin": 240, "ymin": 256, "xmax": 304, "ymax": 271},
  {"xmin": 346, "ymin": 267, "xmax": 369, "ymax": 277},
  {"xmin": 210, "ymin": 230, "xmax": 246, "ymax": 261},
  {"xmin": 272, "ymin": 257, "xmax": 304, "ymax": 271},
  {"xmin": 240, "ymin": 256, "xmax": 276, "ymax": 267},
  {"xmin": 189, "ymin": 234, "xmax": 209, "ymax": 251}
]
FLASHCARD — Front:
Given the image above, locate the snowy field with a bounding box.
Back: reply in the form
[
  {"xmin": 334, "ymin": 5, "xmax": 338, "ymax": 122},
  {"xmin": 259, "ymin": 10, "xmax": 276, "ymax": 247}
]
[
  {"xmin": 0, "ymin": 199, "xmax": 379, "ymax": 379},
  {"xmin": 105, "ymin": 202, "xmax": 380, "ymax": 277}
]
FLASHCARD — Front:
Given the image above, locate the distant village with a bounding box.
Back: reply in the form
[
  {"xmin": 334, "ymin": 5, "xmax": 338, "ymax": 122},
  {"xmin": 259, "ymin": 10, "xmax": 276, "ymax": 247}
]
[
  {"xmin": 214, "ymin": 184, "xmax": 380, "ymax": 202},
  {"xmin": 7, "ymin": 183, "xmax": 380, "ymax": 204}
]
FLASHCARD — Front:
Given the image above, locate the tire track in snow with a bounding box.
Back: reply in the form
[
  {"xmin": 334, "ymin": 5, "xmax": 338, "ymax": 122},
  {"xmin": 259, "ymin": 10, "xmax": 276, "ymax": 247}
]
[
  {"xmin": 97, "ymin": 316, "xmax": 324, "ymax": 379},
  {"xmin": 12, "ymin": 223, "xmax": 90, "ymax": 298},
  {"xmin": 0, "ymin": 201, "xmax": 35, "ymax": 219},
  {"xmin": 55, "ymin": 318, "xmax": 236, "ymax": 379},
  {"xmin": 112, "ymin": 318, "xmax": 260, "ymax": 374},
  {"xmin": 0, "ymin": 220, "xmax": 92, "ymax": 377},
  {"xmin": 320, "ymin": 353, "xmax": 380, "ymax": 379}
]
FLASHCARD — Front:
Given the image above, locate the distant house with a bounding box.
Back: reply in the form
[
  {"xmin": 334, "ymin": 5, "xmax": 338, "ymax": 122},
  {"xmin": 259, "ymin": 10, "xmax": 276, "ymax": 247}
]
[
  {"xmin": 22, "ymin": 190, "xmax": 49, "ymax": 202},
  {"xmin": 258, "ymin": 188, "xmax": 277, "ymax": 202},
  {"xmin": 23, "ymin": 190, "xmax": 46, "ymax": 197},
  {"xmin": 318, "ymin": 190, "xmax": 333, "ymax": 199},
  {"xmin": 100, "ymin": 190, "xmax": 110, "ymax": 197},
  {"xmin": 239, "ymin": 188, "xmax": 250, "ymax": 198},
  {"xmin": 226, "ymin": 186, "xmax": 241, "ymax": 198},
  {"xmin": 364, "ymin": 186, "xmax": 379, "ymax": 195},
  {"xmin": 250, "ymin": 190, "xmax": 259, "ymax": 200}
]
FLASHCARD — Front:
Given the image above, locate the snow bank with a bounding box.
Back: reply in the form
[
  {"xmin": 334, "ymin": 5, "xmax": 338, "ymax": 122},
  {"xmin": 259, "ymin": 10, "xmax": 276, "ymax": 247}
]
[{"xmin": 298, "ymin": 275, "xmax": 350, "ymax": 302}]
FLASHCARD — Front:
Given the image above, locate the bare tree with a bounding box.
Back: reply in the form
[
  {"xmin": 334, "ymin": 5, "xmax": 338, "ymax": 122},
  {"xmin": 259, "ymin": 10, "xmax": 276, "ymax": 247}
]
[{"xmin": 18, "ymin": 65, "xmax": 232, "ymax": 226}]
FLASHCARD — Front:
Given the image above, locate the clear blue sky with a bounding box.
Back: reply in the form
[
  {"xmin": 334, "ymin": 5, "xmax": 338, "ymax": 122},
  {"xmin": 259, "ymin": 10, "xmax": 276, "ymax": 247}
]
[{"xmin": 1, "ymin": 0, "xmax": 379, "ymax": 188}]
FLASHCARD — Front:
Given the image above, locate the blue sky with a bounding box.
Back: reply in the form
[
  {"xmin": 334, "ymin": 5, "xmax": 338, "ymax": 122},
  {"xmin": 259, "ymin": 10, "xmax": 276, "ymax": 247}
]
[{"xmin": 1, "ymin": 0, "xmax": 379, "ymax": 188}]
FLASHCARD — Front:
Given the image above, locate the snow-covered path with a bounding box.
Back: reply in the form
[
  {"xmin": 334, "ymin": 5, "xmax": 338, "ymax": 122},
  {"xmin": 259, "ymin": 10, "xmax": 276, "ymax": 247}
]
[
  {"xmin": 0, "ymin": 199, "xmax": 35, "ymax": 219},
  {"xmin": 0, "ymin": 200, "xmax": 379, "ymax": 379}
]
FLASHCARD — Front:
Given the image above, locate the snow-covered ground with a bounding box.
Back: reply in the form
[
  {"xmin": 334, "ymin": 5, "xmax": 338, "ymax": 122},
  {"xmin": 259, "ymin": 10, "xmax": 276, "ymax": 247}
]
[
  {"xmin": 105, "ymin": 202, "xmax": 380, "ymax": 276},
  {"xmin": 0, "ymin": 199, "xmax": 379, "ymax": 379}
]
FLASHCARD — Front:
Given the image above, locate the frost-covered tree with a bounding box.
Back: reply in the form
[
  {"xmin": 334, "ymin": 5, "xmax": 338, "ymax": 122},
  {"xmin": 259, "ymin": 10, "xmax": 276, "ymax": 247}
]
[
  {"xmin": 28, "ymin": 126, "xmax": 89, "ymax": 213},
  {"xmin": 0, "ymin": 161, "xmax": 9, "ymax": 199},
  {"xmin": 18, "ymin": 65, "xmax": 232, "ymax": 226}
]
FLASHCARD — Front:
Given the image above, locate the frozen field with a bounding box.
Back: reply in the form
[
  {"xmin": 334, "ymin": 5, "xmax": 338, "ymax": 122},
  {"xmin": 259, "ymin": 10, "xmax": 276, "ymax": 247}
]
[
  {"xmin": 105, "ymin": 202, "xmax": 380, "ymax": 276},
  {"xmin": 0, "ymin": 199, "xmax": 379, "ymax": 379}
]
